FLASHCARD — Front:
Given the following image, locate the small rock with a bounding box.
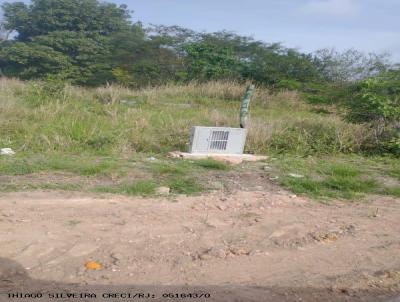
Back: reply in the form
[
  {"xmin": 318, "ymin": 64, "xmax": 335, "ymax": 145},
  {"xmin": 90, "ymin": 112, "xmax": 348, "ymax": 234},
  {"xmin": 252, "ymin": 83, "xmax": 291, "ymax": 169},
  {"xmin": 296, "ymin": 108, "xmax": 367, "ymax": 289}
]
[
  {"xmin": 229, "ymin": 247, "xmax": 248, "ymax": 256},
  {"xmin": 220, "ymin": 197, "xmax": 227, "ymax": 202},
  {"xmin": 146, "ymin": 156, "xmax": 157, "ymax": 161},
  {"xmin": 290, "ymin": 194, "xmax": 297, "ymax": 198},
  {"xmin": 111, "ymin": 253, "xmax": 123, "ymax": 261},
  {"xmin": 288, "ymin": 173, "xmax": 304, "ymax": 178},
  {"xmin": 0, "ymin": 148, "xmax": 15, "ymax": 156},
  {"xmin": 248, "ymin": 250, "xmax": 262, "ymax": 256},
  {"xmin": 156, "ymin": 186, "xmax": 170, "ymax": 195},
  {"xmin": 263, "ymin": 165, "xmax": 272, "ymax": 171},
  {"xmin": 269, "ymin": 176, "xmax": 279, "ymax": 180},
  {"xmin": 209, "ymin": 248, "xmax": 226, "ymax": 259},
  {"xmin": 120, "ymin": 100, "xmax": 138, "ymax": 106},
  {"xmin": 211, "ymin": 181, "xmax": 224, "ymax": 190},
  {"xmin": 199, "ymin": 254, "xmax": 212, "ymax": 261},
  {"xmin": 216, "ymin": 204, "xmax": 227, "ymax": 211}
]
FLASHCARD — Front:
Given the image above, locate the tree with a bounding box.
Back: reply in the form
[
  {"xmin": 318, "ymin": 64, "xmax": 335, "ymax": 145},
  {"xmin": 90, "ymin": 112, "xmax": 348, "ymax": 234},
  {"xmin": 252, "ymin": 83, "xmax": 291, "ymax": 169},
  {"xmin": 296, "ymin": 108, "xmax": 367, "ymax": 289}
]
[
  {"xmin": 182, "ymin": 41, "xmax": 241, "ymax": 81},
  {"xmin": 1, "ymin": 0, "xmax": 131, "ymax": 40},
  {"xmin": 342, "ymin": 69, "xmax": 400, "ymax": 153},
  {"xmin": 0, "ymin": 0, "xmax": 133, "ymax": 84},
  {"xmin": 313, "ymin": 48, "xmax": 390, "ymax": 82},
  {"xmin": 344, "ymin": 70, "xmax": 400, "ymax": 124}
]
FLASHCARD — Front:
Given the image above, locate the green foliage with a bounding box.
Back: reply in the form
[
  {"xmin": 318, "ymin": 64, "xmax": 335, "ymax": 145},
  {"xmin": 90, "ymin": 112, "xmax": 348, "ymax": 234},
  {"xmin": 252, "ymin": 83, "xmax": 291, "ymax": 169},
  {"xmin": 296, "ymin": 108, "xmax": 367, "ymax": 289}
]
[
  {"xmin": 0, "ymin": 0, "xmax": 132, "ymax": 84},
  {"xmin": 269, "ymin": 120, "xmax": 355, "ymax": 155},
  {"xmin": 1, "ymin": 0, "xmax": 131, "ymax": 40},
  {"xmin": 274, "ymin": 79, "xmax": 303, "ymax": 91},
  {"xmin": 0, "ymin": 157, "xmax": 35, "ymax": 175},
  {"xmin": 167, "ymin": 177, "xmax": 204, "ymax": 194},
  {"xmin": 182, "ymin": 42, "xmax": 240, "ymax": 81},
  {"xmin": 341, "ymin": 71, "xmax": 400, "ymax": 154},
  {"xmin": 0, "ymin": 41, "xmax": 71, "ymax": 79},
  {"xmin": 344, "ymin": 74, "xmax": 400, "ymax": 123},
  {"xmin": 313, "ymin": 48, "xmax": 390, "ymax": 82},
  {"xmin": 111, "ymin": 67, "xmax": 133, "ymax": 86},
  {"xmin": 0, "ymin": 2, "xmax": 324, "ymax": 87},
  {"xmin": 194, "ymin": 159, "xmax": 230, "ymax": 170},
  {"xmin": 94, "ymin": 180, "xmax": 157, "ymax": 196},
  {"xmin": 275, "ymin": 155, "xmax": 400, "ymax": 200},
  {"xmin": 0, "ymin": 155, "xmax": 119, "ymax": 176}
]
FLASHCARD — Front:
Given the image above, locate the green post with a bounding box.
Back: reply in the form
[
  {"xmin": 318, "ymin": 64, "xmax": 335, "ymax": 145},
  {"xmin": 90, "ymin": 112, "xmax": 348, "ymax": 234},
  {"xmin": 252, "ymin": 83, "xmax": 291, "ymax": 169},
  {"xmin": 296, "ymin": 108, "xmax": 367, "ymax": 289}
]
[{"xmin": 240, "ymin": 84, "xmax": 255, "ymax": 128}]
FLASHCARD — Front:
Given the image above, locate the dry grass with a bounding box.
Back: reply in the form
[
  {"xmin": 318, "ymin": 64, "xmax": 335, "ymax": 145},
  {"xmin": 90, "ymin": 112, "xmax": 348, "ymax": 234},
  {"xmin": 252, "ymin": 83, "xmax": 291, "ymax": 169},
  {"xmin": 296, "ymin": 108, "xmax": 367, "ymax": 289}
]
[{"xmin": 0, "ymin": 77, "xmax": 371, "ymax": 156}]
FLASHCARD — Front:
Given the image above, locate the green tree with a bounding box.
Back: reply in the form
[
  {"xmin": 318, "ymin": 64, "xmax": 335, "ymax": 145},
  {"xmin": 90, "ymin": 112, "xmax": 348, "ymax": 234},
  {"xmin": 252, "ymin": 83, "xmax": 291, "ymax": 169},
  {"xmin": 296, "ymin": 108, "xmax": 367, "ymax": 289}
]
[
  {"xmin": 1, "ymin": 0, "xmax": 131, "ymax": 40},
  {"xmin": 343, "ymin": 69, "xmax": 400, "ymax": 153},
  {"xmin": 344, "ymin": 70, "xmax": 400, "ymax": 123},
  {"xmin": 0, "ymin": 0, "xmax": 133, "ymax": 84},
  {"xmin": 182, "ymin": 41, "xmax": 240, "ymax": 81},
  {"xmin": 313, "ymin": 48, "xmax": 390, "ymax": 82}
]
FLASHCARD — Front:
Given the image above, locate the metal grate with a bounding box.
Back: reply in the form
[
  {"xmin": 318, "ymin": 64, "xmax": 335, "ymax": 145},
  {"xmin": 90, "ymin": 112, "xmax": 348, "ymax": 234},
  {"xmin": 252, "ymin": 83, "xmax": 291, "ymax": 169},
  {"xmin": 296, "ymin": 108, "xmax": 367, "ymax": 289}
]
[
  {"xmin": 209, "ymin": 130, "xmax": 229, "ymax": 150},
  {"xmin": 189, "ymin": 126, "xmax": 247, "ymax": 154}
]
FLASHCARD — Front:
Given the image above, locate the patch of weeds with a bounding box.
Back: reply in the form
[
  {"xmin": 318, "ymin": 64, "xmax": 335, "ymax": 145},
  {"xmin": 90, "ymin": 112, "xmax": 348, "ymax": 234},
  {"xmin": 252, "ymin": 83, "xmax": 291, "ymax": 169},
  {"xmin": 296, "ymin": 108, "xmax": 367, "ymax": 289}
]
[
  {"xmin": 194, "ymin": 159, "xmax": 230, "ymax": 170},
  {"xmin": 44, "ymin": 157, "xmax": 119, "ymax": 176},
  {"xmin": 0, "ymin": 184, "xmax": 20, "ymax": 192},
  {"xmin": 67, "ymin": 220, "xmax": 81, "ymax": 226},
  {"xmin": 310, "ymin": 107, "xmax": 332, "ymax": 115},
  {"xmin": 322, "ymin": 164, "xmax": 360, "ymax": 178},
  {"xmin": 76, "ymin": 161, "xmax": 118, "ymax": 176},
  {"xmin": 94, "ymin": 180, "xmax": 157, "ymax": 196},
  {"xmin": 282, "ymin": 174, "xmax": 381, "ymax": 200},
  {"xmin": 167, "ymin": 177, "xmax": 204, "ymax": 195},
  {"xmin": 0, "ymin": 155, "xmax": 120, "ymax": 177},
  {"xmin": 281, "ymin": 177, "xmax": 324, "ymax": 199},
  {"xmin": 323, "ymin": 177, "xmax": 378, "ymax": 193},
  {"xmin": 0, "ymin": 183, "xmax": 81, "ymax": 192},
  {"xmin": 387, "ymin": 169, "xmax": 400, "ymax": 181},
  {"xmin": 381, "ymin": 186, "xmax": 400, "ymax": 197},
  {"xmin": 0, "ymin": 158, "xmax": 36, "ymax": 175},
  {"xmin": 149, "ymin": 162, "xmax": 187, "ymax": 176},
  {"xmin": 274, "ymin": 155, "xmax": 400, "ymax": 200},
  {"xmin": 35, "ymin": 183, "xmax": 82, "ymax": 191}
]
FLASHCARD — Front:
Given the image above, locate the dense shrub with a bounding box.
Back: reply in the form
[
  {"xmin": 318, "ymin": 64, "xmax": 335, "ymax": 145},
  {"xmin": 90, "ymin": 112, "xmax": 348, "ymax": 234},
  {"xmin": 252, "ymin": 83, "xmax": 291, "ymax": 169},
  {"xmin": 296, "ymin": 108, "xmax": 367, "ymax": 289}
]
[{"xmin": 342, "ymin": 71, "xmax": 400, "ymax": 155}]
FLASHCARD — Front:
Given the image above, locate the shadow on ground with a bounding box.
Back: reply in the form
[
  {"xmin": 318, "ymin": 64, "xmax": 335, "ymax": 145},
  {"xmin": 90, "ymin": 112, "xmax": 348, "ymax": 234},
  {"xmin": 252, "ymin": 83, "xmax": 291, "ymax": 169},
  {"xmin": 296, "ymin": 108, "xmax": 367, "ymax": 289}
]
[{"xmin": 1, "ymin": 257, "xmax": 399, "ymax": 302}]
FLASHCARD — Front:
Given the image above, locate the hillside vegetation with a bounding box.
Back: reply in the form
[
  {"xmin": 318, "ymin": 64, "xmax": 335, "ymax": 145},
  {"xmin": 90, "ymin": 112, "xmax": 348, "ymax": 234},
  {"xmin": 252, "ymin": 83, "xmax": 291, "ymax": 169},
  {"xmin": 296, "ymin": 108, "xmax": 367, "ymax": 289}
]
[
  {"xmin": 0, "ymin": 78, "xmax": 366, "ymax": 155},
  {"xmin": 0, "ymin": 78, "xmax": 399, "ymax": 200},
  {"xmin": 0, "ymin": 0, "xmax": 399, "ymax": 200}
]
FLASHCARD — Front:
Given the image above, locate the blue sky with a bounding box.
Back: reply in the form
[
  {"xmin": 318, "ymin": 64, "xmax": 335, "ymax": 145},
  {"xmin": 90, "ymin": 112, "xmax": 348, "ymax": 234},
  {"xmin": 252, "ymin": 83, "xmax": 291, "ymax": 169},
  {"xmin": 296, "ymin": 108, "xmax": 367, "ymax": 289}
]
[{"xmin": 2, "ymin": 0, "xmax": 400, "ymax": 61}]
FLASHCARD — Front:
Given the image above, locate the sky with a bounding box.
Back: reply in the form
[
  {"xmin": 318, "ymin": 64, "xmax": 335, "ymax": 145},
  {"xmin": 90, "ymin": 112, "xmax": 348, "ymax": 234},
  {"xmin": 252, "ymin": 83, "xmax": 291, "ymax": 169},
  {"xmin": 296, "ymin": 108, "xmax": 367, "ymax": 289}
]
[{"xmin": 1, "ymin": 0, "xmax": 400, "ymax": 62}]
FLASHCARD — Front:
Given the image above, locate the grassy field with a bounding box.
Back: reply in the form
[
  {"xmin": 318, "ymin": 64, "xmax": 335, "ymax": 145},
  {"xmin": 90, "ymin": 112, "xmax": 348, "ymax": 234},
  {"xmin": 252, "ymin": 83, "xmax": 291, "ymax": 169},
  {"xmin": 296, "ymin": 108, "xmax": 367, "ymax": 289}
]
[{"xmin": 0, "ymin": 78, "xmax": 398, "ymax": 200}]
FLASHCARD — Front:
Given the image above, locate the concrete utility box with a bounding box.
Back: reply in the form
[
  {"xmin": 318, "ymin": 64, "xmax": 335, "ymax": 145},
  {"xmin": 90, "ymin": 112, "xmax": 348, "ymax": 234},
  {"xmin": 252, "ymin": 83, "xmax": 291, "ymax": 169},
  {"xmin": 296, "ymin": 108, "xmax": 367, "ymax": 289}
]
[{"xmin": 189, "ymin": 126, "xmax": 247, "ymax": 154}]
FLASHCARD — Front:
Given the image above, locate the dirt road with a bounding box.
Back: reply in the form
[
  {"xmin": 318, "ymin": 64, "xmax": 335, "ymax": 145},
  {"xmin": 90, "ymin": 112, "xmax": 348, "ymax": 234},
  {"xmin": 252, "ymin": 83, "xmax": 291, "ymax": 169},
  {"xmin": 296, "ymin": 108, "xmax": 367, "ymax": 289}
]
[{"xmin": 1, "ymin": 189, "xmax": 400, "ymax": 301}]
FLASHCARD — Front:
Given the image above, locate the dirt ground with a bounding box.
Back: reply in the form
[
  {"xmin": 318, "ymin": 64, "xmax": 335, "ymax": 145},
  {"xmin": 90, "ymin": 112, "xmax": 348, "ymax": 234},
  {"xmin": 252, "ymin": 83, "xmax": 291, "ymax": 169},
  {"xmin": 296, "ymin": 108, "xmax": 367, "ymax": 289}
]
[{"xmin": 1, "ymin": 187, "xmax": 400, "ymax": 302}]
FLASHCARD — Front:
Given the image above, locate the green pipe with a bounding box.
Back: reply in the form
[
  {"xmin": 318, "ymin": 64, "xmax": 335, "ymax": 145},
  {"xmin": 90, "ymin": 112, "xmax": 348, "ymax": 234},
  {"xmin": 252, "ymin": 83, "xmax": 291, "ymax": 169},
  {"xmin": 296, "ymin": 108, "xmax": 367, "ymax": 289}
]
[{"xmin": 239, "ymin": 84, "xmax": 255, "ymax": 128}]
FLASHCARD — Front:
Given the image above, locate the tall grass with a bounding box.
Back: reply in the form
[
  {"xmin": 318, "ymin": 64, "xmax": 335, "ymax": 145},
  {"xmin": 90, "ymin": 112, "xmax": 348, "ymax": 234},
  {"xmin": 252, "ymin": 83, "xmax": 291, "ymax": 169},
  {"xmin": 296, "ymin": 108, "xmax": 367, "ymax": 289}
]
[{"xmin": 0, "ymin": 77, "xmax": 371, "ymax": 156}]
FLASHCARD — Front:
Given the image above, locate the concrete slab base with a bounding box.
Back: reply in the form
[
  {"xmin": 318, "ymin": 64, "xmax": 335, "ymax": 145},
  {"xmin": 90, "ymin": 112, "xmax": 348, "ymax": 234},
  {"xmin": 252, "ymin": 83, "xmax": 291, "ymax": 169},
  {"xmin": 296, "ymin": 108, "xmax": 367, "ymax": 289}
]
[{"xmin": 168, "ymin": 151, "xmax": 268, "ymax": 165}]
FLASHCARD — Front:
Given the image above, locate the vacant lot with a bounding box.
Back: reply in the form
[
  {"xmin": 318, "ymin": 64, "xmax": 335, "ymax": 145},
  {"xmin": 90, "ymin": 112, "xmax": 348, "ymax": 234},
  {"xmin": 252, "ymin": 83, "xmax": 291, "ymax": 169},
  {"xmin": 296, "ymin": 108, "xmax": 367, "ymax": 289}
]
[{"xmin": 1, "ymin": 79, "xmax": 399, "ymax": 301}]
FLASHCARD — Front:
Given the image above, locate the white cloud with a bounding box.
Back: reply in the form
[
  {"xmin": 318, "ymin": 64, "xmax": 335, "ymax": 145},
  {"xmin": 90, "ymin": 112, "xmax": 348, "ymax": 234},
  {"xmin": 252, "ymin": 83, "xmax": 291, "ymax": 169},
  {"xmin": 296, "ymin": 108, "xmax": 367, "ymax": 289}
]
[{"xmin": 300, "ymin": 0, "xmax": 360, "ymax": 17}]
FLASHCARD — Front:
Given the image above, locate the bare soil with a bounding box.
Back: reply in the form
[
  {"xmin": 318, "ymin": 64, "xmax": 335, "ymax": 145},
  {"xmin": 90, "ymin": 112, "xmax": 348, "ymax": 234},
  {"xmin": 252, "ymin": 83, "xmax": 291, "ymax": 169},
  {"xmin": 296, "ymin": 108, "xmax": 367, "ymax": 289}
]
[{"xmin": 1, "ymin": 188, "xmax": 400, "ymax": 301}]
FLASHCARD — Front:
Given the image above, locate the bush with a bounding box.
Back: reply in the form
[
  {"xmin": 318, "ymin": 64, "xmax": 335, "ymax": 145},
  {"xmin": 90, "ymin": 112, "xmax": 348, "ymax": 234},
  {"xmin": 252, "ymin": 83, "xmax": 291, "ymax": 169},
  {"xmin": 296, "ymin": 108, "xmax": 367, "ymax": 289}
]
[
  {"xmin": 274, "ymin": 79, "xmax": 303, "ymax": 91},
  {"xmin": 342, "ymin": 71, "xmax": 400, "ymax": 155},
  {"xmin": 344, "ymin": 74, "xmax": 400, "ymax": 123},
  {"xmin": 268, "ymin": 119, "xmax": 364, "ymax": 155}
]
